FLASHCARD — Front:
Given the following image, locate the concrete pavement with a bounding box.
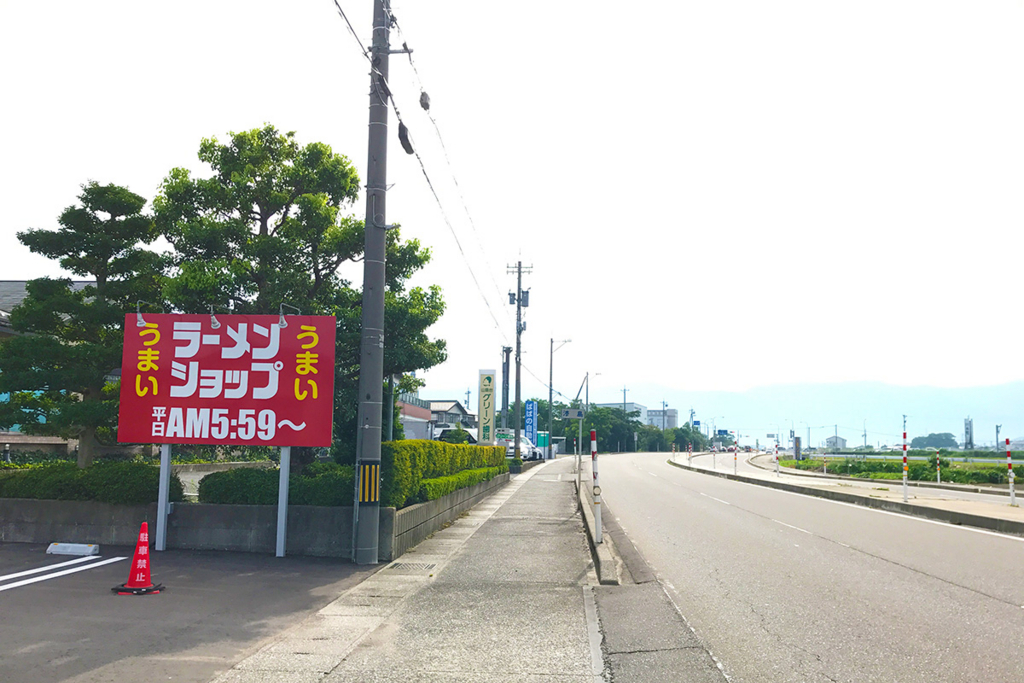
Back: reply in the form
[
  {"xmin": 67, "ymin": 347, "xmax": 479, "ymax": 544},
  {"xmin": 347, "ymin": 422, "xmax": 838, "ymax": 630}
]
[{"xmin": 213, "ymin": 457, "xmax": 602, "ymax": 683}]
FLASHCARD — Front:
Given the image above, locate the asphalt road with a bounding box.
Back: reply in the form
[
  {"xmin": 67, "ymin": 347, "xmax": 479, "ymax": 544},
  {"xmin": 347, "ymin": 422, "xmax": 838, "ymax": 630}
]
[
  {"xmin": 0, "ymin": 543, "xmax": 376, "ymax": 683},
  {"xmin": 597, "ymin": 451, "xmax": 1024, "ymax": 683}
]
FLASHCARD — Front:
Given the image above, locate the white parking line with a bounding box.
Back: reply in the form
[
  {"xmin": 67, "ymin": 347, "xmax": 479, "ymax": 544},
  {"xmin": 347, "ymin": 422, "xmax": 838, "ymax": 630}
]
[
  {"xmin": 0, "ymin": 557, "xmax": 127, "ymax": 592},
  {"xmin": 0, "ymin": 555, "xmax": 103, "ymax": 583}
]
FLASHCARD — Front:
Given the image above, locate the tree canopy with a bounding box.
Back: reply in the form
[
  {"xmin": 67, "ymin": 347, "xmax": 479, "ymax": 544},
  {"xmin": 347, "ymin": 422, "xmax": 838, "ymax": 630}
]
[
  {"xmin": 0, "ymin": 183, "xmax": 163, "ymax": 466},
  {"xmin": 910, "ymin": 432, "xmax": 959, "ymax": 449},
  {"xmin": 3, "ymin": 125, "xmax": 447, "ymax": 467}
]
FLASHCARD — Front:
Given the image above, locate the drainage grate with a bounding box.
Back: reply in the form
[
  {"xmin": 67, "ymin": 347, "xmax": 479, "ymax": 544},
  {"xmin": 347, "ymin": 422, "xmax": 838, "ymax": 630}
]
[{"xmin": 388, "ymin": 562, "xmax": 436, "ymax": 571}]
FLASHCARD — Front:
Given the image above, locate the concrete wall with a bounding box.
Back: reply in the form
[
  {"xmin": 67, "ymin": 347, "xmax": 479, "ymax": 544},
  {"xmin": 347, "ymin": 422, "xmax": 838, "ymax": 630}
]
[
  {"xmin": 0, "ymin": 471, "xmax": 510, "ymax": 561},
  {"xmin": 393, "ymin": 472, "xmax": 509, "ymax": 558}
]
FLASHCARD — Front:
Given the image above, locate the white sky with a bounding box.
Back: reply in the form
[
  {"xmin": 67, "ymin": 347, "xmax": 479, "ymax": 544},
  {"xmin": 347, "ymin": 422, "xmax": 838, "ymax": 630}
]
[{"xmin": 2, "ymin": 1, "xmax": 1022, "ymax": 413}]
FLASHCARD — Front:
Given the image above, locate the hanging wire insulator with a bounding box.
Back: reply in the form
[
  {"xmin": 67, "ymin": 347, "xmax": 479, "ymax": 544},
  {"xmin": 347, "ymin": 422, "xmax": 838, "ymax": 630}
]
[
  {"xmin": 398, "ymin": 122, "xmax": 415, "ymax": 155},
  {"xmin": 419, "ymin": 91, "xmax": 430, "ymax": 111}
]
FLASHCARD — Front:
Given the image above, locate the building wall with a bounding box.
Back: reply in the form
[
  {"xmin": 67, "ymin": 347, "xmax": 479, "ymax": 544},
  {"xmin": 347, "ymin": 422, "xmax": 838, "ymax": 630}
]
[{"xmin": 646, "ymin": 409, "xmax": 678, "ymax": 430}]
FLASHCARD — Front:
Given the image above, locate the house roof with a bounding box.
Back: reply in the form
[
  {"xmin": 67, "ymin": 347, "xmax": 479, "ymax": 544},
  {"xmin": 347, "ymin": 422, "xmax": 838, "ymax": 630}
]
[
  {"xmin": 0, "ymin": 280, "xmax": 94, "ymax": 313},
  {"xmin": 429, "ymin": 401, "xmax": 469, "ymax": 415}
]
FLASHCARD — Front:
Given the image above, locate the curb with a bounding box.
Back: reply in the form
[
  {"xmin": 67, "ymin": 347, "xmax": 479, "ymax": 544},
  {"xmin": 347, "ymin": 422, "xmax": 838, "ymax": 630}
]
[
  {"xmin": 576, "ymin": 480, "xmax": 619, "ymax": 585},
  {"xmin": 668, "ymin": 458, "xmax": 1024, "ymax": 538},
  {"xmin": 745, "ymin": 454, "xmax": 1009, "ymax": 497}
]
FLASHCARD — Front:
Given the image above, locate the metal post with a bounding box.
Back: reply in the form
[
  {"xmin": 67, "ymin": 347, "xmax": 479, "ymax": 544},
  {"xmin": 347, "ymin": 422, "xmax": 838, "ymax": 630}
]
[
  {"xmin": 902, "ymin": 415, "xmax": 908, "ymax": 503},
  {"xmin": 385, "ymin": 375, "xmax": 394, "ymax": 442},
  {"xmin": 734, "ymin": 445, "xmax": 737, "ymax": 475},
  {"xmin": 1008, "ymin": 438, "xmax": 1017, "ymax": 507},
  {"xmin": 775, "ymin": 443, "xmax": 779, "ymax": 476},
  {"xmin": 276, "ymin": 446, "xmax": 291, "ymax": 557},
  {"xmin": 353, "ymin": 0, "xmax": 391, "ymax": 565},
  {"xmin": 501, "ymin": 347, "xmax": 511, "ymax": 428},
  {"xmin": 155, "ymin": 443, "xmax": 171, "ymax": 551},
  {"xmin": 591, "ymin": 429, "xmax": 602, "ymax": 544},
  {"xmin": 937, "ymin": 456, "xmax": 941, "ymax": 484}
]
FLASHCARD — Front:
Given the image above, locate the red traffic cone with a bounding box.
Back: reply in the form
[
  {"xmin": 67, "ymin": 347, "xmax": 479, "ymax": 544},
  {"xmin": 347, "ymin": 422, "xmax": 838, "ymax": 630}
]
[{"xmin": 112, "ymin": 522, "xmax": 163, "ymax": 595}]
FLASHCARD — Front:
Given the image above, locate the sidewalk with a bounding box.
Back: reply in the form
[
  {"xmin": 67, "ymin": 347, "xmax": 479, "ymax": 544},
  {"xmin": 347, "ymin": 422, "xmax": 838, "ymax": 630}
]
[{"xmin": 212, "ymin": 457, "xmax": 601, "ymax": 683}]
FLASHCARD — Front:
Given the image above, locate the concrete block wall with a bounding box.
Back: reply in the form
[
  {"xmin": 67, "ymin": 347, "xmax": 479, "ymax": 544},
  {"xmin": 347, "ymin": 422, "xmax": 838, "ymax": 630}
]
[{"xmin": 392, "ymin": 472, "xmax": 509, "ymax": 558}]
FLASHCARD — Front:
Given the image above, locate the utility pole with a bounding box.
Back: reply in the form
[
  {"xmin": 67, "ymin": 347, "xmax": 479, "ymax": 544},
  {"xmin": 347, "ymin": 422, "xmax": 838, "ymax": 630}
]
[
  {"xmin": 622, "ymin": 387, "xmax": 629, "ymax": 451},
  {"xmin": 507, "ymin": 262, "xmax": 531, "ymax": 458},
  {"xmin": 501, "ymin": 347, "xmax": 512, "ymax": 428},
  {"xmin": 863, "ymin": 420, "xmax": 867, "ymax": 448},
  {"xmin": 465, "ymin": 388, "xmax": 471, "ymax": 411},
  {"xmin": 353, "ymin": 0, "xmax": 393, "ymax": 566},
  {"xmin": 996, "ymin": 425, "xmax": 1001, "ymax": 452}
]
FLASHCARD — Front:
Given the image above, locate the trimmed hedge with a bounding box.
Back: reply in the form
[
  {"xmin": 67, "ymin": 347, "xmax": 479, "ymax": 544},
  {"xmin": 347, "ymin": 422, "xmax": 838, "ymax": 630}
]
[
  {"xmin": 381, "ymin": 440, "xmax": 507, "ymax": 509},
  {"xmin": 198, "ymin": 464, "xmax": 354, "ymax": 506},
  {"xmin": 0, "ymin": 461, "xmax": 185, "ymax": 505},
  {"xmin": 420, "ymin": 466, "xmax": 505, "ymax": 501}
]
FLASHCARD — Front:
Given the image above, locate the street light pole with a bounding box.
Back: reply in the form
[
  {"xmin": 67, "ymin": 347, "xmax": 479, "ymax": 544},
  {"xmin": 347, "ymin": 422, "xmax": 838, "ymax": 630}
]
[{"xmin": 548, "ymin": 338, "xmax": 570, "ymax": 460}]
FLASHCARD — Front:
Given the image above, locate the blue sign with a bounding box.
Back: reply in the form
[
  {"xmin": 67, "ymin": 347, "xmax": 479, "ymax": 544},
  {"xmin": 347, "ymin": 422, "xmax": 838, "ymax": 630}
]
[
  {"xmin": 693, "ymin": 420, "xmax": 700, "ymax": 427},
  {"xmin": 525, "ymin": 400, "xmax": 538, "ymax": 445},
  {"xmin": 717, "ymin": 429, "xmax": 728, "ymax": 436}
]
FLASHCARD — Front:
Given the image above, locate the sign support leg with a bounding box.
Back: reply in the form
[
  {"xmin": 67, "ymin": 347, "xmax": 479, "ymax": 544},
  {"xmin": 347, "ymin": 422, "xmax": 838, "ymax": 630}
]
[
  {"xmin": 156, "ymin": 443, "xmax": 171, "ymax": 551},
  {"xmin": 276, "ymin": 446, "xmax": 291, "ymax": 557}
]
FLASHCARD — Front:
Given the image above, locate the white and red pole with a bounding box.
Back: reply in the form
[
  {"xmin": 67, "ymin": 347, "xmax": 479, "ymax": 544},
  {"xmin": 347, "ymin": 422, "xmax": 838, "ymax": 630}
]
[
  {"xmin": 902, "ymin": 416, "xmax": 908, "ymax": 503},
  {"xmin": 936, "ymin": 456, "xmax": 941, "ymax": 484},
  {"xmin": 688, "ymin": 441, "xmax": 692, "ymax": 465},
  {"xmin": 733, "ymin": 432, "xmax": 738, "ymax": 475},
  {"xmin": 592, "ymin": 429, "xmax": 603, "ymax": 543},
  {"xmin": 1007, "ymin": 438, "xmax": 1016, "ymax": 507},
  {"xmin": 774, "ymin": 443, "xmax": 779, "ymax": 476}
]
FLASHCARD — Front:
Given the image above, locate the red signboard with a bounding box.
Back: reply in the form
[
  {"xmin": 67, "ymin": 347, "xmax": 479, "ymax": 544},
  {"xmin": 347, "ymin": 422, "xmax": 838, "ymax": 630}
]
[{"xmin": 117, "ymin": 314, "xmax": 335, "ymax": 447}]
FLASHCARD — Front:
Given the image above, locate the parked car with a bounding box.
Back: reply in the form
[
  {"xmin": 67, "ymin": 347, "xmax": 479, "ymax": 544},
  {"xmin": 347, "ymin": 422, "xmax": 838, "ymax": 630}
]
[
  {"xmin": 434, "ymin": 427, "xmax": 478, "ymax": 444},
  {"xmin": 504, "ymin": 436, "xmax": 542, "ymax": 460}
]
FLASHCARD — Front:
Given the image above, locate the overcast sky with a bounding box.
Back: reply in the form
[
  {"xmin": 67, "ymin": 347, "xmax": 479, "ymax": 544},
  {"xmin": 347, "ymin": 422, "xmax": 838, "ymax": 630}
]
[{"xmin": 2, "ymin": 1, "xmax": 1022, "ymax": 433}]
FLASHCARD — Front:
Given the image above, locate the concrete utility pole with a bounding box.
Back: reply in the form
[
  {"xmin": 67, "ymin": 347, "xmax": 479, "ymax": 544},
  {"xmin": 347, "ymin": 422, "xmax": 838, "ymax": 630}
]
[
  {"xmin": 465, "ymin": 388, "xmax": 471, "ymax": 411},
  {"xmin": 662, "ymin": 400, "xmax": 668, "ymax": 430},
  {"xmin": 353, "ymin": 0, "xmax": 393, "ymax": 566},
  {"xmin": 385, "ymin": 375, "xmax": 395, "ymax": 442},
  {"xmin": 507, "ymin": 261, "xmax": 531, "ymax": 458},
  {"xmin": 996, "ymin": 425, "xmax": 1001, "ymax": 452},
  {"xmin": 501, "ymin": 347, "xmax": 512, "ymax": 428}
]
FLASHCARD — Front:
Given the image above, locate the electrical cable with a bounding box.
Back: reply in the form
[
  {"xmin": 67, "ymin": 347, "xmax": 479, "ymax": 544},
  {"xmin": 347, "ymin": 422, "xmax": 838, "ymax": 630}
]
[
  {"xmin": 326, "ymin": 1, "xmax": 511, "ymax": 346},
  {"xmin": 382, "ymin": 7, "xmax": 515, "ymax": 328}
]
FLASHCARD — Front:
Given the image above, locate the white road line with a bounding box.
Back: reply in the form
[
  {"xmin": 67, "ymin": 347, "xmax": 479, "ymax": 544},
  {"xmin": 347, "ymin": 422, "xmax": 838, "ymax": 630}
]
[
  {"xmin": 0, "ymin": 555, "xmax": 103, "ymax": 583},
  {"xmin": 649, "ymin": 472, "xmax": 658, "ymax": 478},
  {"xmin": 772, "ymin": 520, "xmax": 812, "ymax": 534},
  {"xmin": 0, "ymin": 557, "xmax": 127, "ymax": 592},
  {"xmin": 700, "ymin": 492, "xmax": 731, "ymax": 506}
]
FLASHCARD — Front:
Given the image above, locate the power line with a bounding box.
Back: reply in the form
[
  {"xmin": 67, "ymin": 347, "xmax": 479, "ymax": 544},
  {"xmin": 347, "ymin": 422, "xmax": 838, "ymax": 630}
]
[
  {"xmin": 326, "ymin": 1, "xmax": 510, "ymax": 346},
  {"xmin": 382, "ymin": 7, "xmax": 515, "ymax": 328}
]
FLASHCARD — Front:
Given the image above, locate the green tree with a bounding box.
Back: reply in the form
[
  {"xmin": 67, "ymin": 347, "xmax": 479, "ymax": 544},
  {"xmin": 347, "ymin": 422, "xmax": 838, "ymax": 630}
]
[
  {"xmin": 910, "ymin": 432, "xmax": 958, "ymax": 450},
  {"xmin": 581, "ymin": 406, "xmax": 642, "ymax": 453},
  {"xmin": 0, "ymin": 183, "xmax": 163, "ymax": 467},
  {"xmin": 153, "ymin": 125, "xmax": 446, "ymax": 466}
]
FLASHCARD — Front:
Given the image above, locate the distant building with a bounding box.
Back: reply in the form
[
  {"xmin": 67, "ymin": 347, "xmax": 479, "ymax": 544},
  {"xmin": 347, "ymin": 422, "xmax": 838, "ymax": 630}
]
[
  {"xmin": 647, "ymin": 409, "xmax": 678, "ymax": 430},
  {"xmin": 825, "ymin": 435, "xmax": 847, "ymax": 450},
  {"xmin": 428, "ymin": 400, "xmax": 475, "ymax": 429},
  {"xmin": 396, "ymin": 392, "xmax": 432, "ymax": 440},
  {"xmin": 594, "ymin": 402, "xmax": 647, "ymax": 424}
]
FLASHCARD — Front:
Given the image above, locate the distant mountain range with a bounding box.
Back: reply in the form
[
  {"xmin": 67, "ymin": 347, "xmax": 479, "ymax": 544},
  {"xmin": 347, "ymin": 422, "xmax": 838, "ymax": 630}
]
[{"xmin": 623, "ymin": 381, "xmax": 1024, "ymax": 449}]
